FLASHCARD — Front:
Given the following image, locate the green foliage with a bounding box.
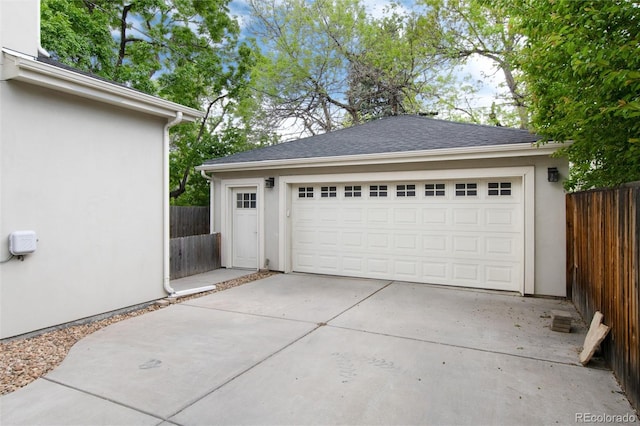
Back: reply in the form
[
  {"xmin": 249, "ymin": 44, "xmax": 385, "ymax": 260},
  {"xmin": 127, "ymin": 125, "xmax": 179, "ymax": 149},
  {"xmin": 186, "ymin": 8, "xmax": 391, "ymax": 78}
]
[
  {"xmin": 248, "ymin": 0, "xmax": 533, "ymax": 133},
  {"xmin": 511, "ymin": 0, "xmax": 640, "ymax": 190},
  {"xmin": 249, "ymin": 0, "xmax": 448, "ymax": 135},
  {"xmin": 347, "ymin": 5, "xmax": 441, "ymax": 120},
  {"xmin": 169, "ymin": 121, "xmax": 253, "ymax": 206},
  {"xmin": 417, "ymin": 0, "xmax": 528, "ymax": 128},
  {"xmin": 40, "ymin": 0, "xmax": 116, "ymax": 77},
  {"xmin": 41, "ymin": 0, "xmax": 268, "ymax": 205}
]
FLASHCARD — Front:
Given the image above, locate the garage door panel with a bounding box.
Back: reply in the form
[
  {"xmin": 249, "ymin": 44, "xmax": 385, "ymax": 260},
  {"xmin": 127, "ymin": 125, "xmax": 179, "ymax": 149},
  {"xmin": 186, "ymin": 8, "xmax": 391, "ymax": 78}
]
[
  {"xmin": 318, "ymin": 231, "xmax": 339, "ymax": 248},
  {"xmin": 453, "ymin": 236, "xmax": 481, "ymax": 255},
  {"xmin": 367, "ymin": 258, "xmax": 391, "ymax": 274},
  {"xmin": 343, "ymin": 256, "xmax": 364, "ymax": 273},
  {"xmin": 422, "ymin": 234, "xmax": 450, "ymax": 253},
  {"xmin": 292, "ymin": 178, "xmax": 524, "ymax": 292},
  {"xmin": 422, "ymin": 261, "xmax": 449, "ymax": 281},
  {"xmin": 453, "ymin": 208, "xmax": 480, "ymax": 225},
  {"xmin": 367, "ymin": 208, "xmax": 390, "ymax": 224},
  {"xmin": 485, "ymin": 208, "xmax": 518, "ymax": 227},
  {"xmin": 394, "ymin": 260, "xmax": 418, "ymax": 277},
  {"xmin": 485, "ymin": 265, "xmax": 515, "ymax": 287},
  {"xmin": 319, "ymin": 207, "xmax": 340, "ymax": 224},
  {"xmin": 452, "ymin": 263, "xmax": 481, "ymax": 282},
  {"xmin": 394, "ymin": 234, "xmax": 418, "ymax": 250},
  {"xmin": 367, "ymin": 232, "xmax": 390, "ymax": 249},
  {"xmin": 394, "ymin": 208, "xmax": 419, "ymax": 224},
  {"xmin": 296, "ymin": 253, "xmax": 315, "ymax": 268},
  {"xmin": 422, "ymin": 208, "xmax": 449, "ymax": 225},
  {"xmin": 318, "ymin": 255, "xmax": 339, "ymax": 271},
  {"xmin": 485, "ymin": 237, "xmax": 516, "ymax": 256},
  {"xmin": 342, "ymin": 231, "xmax": 364, "ymax": 248},
  {"xmin": 295, "ymin": 230, "xmax": 316, "ymax": 247},
  {"xmin": 295, "ymin": 207, "xmax": 316, "ymax": 223},
  {"xmin": 343, "ymin": 208, "xmax": 364, "ymax": 222}
]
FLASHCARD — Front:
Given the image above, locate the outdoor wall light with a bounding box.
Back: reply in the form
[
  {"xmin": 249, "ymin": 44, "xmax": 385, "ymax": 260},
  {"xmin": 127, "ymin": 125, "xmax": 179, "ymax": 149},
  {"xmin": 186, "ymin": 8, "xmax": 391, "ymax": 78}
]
[
  {"xmin": 547, "ymin": 167, "xmax": 559, "ymax": 182},
  {"xmin": 265, "ymin": 177, "xmax": 275, "ymax": 188}
]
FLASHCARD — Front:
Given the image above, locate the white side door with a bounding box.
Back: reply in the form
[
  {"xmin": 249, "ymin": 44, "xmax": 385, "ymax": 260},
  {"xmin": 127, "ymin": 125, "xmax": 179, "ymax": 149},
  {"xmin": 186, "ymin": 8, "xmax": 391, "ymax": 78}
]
[{"xmin": 232, "ymin": 189, "xmax": 257, "ymax": 269}]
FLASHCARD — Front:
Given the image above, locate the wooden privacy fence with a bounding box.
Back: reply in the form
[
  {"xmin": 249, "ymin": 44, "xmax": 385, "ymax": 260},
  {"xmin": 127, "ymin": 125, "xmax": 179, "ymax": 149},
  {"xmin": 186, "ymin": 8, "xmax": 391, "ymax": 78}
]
[
  {"xmin": 566, "ymin": 183, "xmax": 639, "ymax": 411},
  {"xmin": 170, "ymin": 233, "xmax": 220, "ymax": 279},
  {"xmin": 169, "ymin": 206, "xmax": 220, "ymax": 279},
  {"xmin": 170, "ymin": 206, "xmax": 210, "ymax": 238}
]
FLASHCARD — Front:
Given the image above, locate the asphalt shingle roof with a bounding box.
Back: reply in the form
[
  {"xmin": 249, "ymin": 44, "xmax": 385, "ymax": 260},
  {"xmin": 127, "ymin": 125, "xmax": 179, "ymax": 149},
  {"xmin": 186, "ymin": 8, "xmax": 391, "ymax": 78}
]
[{"xmin": 203, "ymin": 115, "xmax": 540, "ymax": 166}]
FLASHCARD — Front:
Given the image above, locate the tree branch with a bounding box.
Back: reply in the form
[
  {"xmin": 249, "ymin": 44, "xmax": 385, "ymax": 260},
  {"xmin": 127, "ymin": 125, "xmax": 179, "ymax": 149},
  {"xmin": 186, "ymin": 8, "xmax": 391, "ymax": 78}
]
[
  {"xmin": 169, "ymin": 94, "xmax": 228, "ymax": 200},
  {"xmin": 116, "ymin": 4, "xmax": 133, "ymax": 69}
]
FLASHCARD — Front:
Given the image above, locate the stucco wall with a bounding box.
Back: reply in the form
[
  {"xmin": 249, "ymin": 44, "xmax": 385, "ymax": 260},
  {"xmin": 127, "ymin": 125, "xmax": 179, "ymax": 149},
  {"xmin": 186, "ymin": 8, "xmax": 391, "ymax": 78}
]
[
  {"xmin": 531, "ymin": 158, "xmax": 568, "ymax": 296},
  {"xmin": 0, "ymin": 0, "xmax": 40, "ymax": 58},
  {"xmin": 210, "ymin": 153, "xmax": 568, "ymax": 297},
  {"xmin": 0, "ymin": 81, "xmax": 166, "ymax": 338}
]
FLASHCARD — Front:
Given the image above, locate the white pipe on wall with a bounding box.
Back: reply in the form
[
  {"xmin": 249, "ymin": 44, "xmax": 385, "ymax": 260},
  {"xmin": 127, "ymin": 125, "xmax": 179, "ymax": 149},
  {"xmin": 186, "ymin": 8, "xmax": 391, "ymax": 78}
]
[
  {"xmin": 200, "ymin": 170, "xmax": 214, "ymax": 234},
  {"xmin": 163, "ymin": 112, "xmax": 182, "ymax": 297},
  {"xmin": 163, "ymin": 113, "xmax": 216, "ymax": 297}
]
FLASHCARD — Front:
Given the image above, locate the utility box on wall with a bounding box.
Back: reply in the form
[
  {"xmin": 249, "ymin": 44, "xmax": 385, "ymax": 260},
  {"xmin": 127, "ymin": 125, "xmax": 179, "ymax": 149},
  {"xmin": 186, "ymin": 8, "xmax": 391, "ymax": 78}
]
[{"xmin": 9, "ymin": 231, "xmax": 37, "ymax": 255}]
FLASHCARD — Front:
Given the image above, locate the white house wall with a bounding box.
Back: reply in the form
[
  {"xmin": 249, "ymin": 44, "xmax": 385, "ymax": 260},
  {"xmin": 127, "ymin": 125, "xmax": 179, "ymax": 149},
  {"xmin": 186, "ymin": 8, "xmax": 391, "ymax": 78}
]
[
  {"xmin": 0, "ymin": 81, "xmax": 166, "ymax": 338},
  {"xmin": 210, "ymin": 154, "xmax": 568, "ymax": 297},
  {"xmin": 0, "ymin": 0, "xmax": 40, "ymax": 58}
]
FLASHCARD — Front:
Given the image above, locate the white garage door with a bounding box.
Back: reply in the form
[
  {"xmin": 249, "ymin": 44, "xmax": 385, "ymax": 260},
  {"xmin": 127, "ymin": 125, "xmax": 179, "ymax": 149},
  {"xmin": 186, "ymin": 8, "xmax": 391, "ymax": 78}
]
[{"xmin": 291, "ymin": 178, "xmax": 523, "ymax": 292}]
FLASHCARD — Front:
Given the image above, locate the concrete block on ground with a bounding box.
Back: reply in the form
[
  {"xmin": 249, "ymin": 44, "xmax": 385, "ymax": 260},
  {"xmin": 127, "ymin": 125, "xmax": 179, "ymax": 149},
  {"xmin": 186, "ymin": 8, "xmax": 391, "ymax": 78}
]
[{"xmin": 551, "ymin": 310, "xmax": 573, "ymax": 332}]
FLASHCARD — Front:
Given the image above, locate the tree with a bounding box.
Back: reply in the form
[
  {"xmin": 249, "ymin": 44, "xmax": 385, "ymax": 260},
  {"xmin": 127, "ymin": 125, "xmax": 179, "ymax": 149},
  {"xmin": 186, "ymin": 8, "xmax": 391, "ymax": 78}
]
[
  {"xmin": 416, "ymin": 0, "xmax": 528, "ymax": 128},
  {"xmin": 41, "ymin": 0, "xmax": 266, "ymax": 205},
  {"xmin": 40, "ymin": 0, "xmax": 116, "ymax": 78},
  {"xmin": 346, "ymin": 9, "xmax": 446, "ymax": 122},
  {"xmin": 511, "ymin": 0, "xmax": 640, "ymax": 190},
  {"xmin": 248, "ymin": 0, "xmax": 446, "ymax": 137}
]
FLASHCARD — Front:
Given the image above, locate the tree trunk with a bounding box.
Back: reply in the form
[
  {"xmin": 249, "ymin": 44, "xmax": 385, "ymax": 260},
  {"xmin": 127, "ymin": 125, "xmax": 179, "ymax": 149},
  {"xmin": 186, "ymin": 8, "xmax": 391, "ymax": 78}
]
[
  {"xmin": 501, "ymin": 65, "xmax": 528, "ymax": 129},
  {"xmin": 116, "ymin": 5, "xmax": 133, "ymax": 70}
]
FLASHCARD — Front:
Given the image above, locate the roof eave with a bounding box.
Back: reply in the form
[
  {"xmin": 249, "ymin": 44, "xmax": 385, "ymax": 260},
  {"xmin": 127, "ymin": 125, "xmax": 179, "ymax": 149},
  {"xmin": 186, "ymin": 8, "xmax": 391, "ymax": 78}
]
[
  {"xmin": 197, "ymin": 141, "xmax": 567, "ymax": 173},
  {"xmin": 1, "ymin": 49, "xmax": 203, "ymax": 121}
]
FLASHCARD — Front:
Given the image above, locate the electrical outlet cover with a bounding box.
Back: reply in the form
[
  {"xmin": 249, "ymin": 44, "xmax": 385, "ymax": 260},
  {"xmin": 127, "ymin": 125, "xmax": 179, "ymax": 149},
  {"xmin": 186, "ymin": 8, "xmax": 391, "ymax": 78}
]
[{"xmin": 9, "ymin": 230, "xmax": 37, "ymax": 255}]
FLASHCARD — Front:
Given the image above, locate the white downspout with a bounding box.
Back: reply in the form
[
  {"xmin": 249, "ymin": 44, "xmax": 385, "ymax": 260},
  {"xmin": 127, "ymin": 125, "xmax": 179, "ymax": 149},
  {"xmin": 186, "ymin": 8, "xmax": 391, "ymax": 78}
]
[
  {"xmin": 163, "ymin": 112, "xmax": 183, "ymax": 296},
  {"xmin": 200, "ymin": 169, "xmax": 214, "ymax": 234},
  {"xmin": 163, "ymin": 113, "xmax": 217, "ymax": 298}
]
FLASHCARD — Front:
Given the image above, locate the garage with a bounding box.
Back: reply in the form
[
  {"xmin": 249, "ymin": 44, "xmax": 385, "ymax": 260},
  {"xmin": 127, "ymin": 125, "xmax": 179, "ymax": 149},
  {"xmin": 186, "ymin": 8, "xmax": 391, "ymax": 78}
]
[
  {"xmin": 199, "ymin": 115, "xmax": 569, "ymax": 296},
  {"xmin": 291, "ymin": 178, "xmax": 523, "ymax": 292}
]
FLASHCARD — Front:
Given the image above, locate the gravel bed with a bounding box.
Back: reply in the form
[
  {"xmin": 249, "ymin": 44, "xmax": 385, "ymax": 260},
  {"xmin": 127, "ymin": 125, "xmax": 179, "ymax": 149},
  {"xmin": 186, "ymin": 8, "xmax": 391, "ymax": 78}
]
[{"xmin": 0, "ymin": 270, "xmax": 277, "ymax": 396}]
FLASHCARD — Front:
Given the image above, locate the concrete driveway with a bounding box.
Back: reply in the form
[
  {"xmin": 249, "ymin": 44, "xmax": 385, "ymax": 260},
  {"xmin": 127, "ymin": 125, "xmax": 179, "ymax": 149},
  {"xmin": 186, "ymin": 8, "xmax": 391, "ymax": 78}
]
[{"xmin": 1, "ymin": 273, "xmax": 637, "ymax": 425}]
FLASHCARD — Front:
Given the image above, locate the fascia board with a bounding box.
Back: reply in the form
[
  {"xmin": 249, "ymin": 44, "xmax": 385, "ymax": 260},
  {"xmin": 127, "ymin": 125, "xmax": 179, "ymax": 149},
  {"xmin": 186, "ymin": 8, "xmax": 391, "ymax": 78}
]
[
  {"xmin": 1, "ymin": 51, "xmax": 203, "ymax": 121},
  {"xmin": 197, "ymin": 142, "xmax": 568, "ymax": 173}
]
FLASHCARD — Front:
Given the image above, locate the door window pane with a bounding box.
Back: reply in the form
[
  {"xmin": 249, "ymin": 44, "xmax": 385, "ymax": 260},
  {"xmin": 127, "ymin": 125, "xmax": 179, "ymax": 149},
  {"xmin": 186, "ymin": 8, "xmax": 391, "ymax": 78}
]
[{"xmin": 236, "ymin": 193, "xmax": 257, "ymax": 208}]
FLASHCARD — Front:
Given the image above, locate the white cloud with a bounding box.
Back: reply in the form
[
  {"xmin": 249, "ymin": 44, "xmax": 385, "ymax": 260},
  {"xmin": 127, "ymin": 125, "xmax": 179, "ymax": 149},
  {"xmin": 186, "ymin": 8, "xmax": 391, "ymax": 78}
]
[
  {"xmin": 361, "ymin": 0, "xmax": 416, "ymax": 18},
  {"xmin": 455, "ymin": 55, "xmax": 507, "ymax": 108},
  {"xmin": 228, "ymin": 0, "xmax": 252, "ymax": 31}
]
